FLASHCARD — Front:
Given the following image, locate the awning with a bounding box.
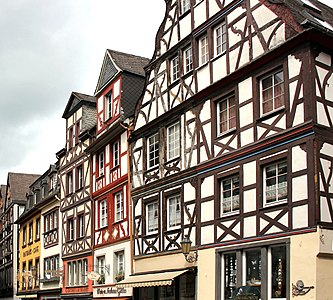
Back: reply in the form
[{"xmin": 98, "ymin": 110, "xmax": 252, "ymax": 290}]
[{"xmin": 116, "ymin": 269, "xmax": 188, "ymax": 288}]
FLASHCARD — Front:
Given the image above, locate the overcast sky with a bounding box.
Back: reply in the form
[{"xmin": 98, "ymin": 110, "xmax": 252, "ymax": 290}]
[
  {"xmin": 0, "ymin": 0, "xmax": 165, "ymax": 184},
  {"xmin": 0, "ymin": 0, "xmax": 332, "ymax": 184}
]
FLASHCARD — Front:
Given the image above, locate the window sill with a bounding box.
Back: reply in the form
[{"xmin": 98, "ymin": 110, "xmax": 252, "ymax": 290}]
[
  {"xmin": 113, "ymin": 219, "xmax": 124, "ymax": 225},
  {"xmin": 179, "ymin": 9, "xmax": 191, "ymax": 20},
  {"xmin": 216, "ymin": 128, "xmax": 237, "ymax": 140},
  {"xmin": 257, "ymin": 106, "xmax": 285, "ymax": 122},
  {"xmin": 260, "ymin": 199, "xmax": 287, "ymax": 210},
  {"xmin": 211, "ymin": 51, "xmax": 226, "ymax": 63},
  {"xmin": 110, "ymin": 165, "xmax": 119, "ymax": 172},
  {"xmin": 196, "ymin": 62, "xmax": 209, "ymax": 71},
  {"xmin": 98, "ymin": 225, "xmax": 108, "ymax": 230},
  {"xmin": 219, "ymin": 211, "xmax": 240, "ymax": 218},
  {"xmin": 75, "ymin": 187, "xmax": 83, "ymax": 193},
  {"xmin": 96, "ymin": 174, "xmax": 105, "ymax": 180}
]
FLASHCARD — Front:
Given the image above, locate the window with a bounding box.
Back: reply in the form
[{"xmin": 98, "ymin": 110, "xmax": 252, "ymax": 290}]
[
  {"xmin": 67, "ymin": 218, "xmax": 74, "ymax": 241},
  {"xmin": 105, "ymin": 92, "xmax": 112, "ymax": 120},
  {"xmin": 77, "ymin": 214, "xmax": 85, "ymax": 238},
  {"xmin": 51, "ymin": 175, "xmax": 57, "ymax": 190},
  {"xmin": 28, "ymin": 222, "xmax": 33, "ymax": 244},
  {"xmin": 77, "ymin": 165, "xmax": 83, "ymax": 190},
  {"xmin": 220, "ymin": 175, "xmax": 240, "ymax": 215},
  {"xmin": 146, "ymin": 202, "xmax": 158, "ymax": 233},
  {"xmin": 263, "ymin": 160, "xmax": 287, "ymax": 205},
  {"xmin": 100, "ymin": 200, "xmax": 107, "ymax": 228},
  {"xmin": 75, "ymin": 122, "xmax": 80, "ymax": 144},
  {"xmin": 98, "ymin": 152, "xmax": 105, "ymax": 176},
  {"xmin": 217, "ymin": 94, "xmax": 236, "ymax": 134},
  {"xmin": 167, "ymin": 122, "xmax": 180, "ymax": 160},
  {"xmin": 113, "ymin": 141, "xmax": 120, "ymax": 167},
  {"xmin": 23, "ymin": 226, "xmax": 27, "ymax": 246},
  {"xmin": 35, "ymin": 258, "xmax": 40, "ymax": 287},
  {"xmin": 148, "ymin": 133, "xmax": 159, "ymax": 169},
  {"xmin": 167, "ymin": 194, "xmax": 181, "ymax": 228},
  {"xmin": 97, "ymin": 256, "xmax": 106, "ymax": 276},
  {"xmin": 44, "ymin": 255, "xmax": 60, "ymax": 279},
  {"xmin": 115, "ymin": 251, "xmax": 125, "ymax": 282},
  {"xmin": 67, "ymin": 172, "xmax": 73, "ymax": 194},
  {"xmin": 181, "ymin": 0, "xmax": 190, "ymax": 14},
  {"xmin": 171, "ymin": 56, "xmax": 180, "ymax": 82},
  {"xmin": 35, "ymin": 218, "xmax": 40, "ymax": 241},
  {"xmin": 115, "ymin": 192, "xmax": 124, "ymax": 222},
  {"xmin": 28, "ymin": 260, "xmax": 33, "ymax": 288},
  {"xmin": 260, "ymin": 70, "xmax": 284, "ymax": 115},
  {"xmin": 184, "ymin": 46, "xmax": 193, "ymax": 73},
  {"xmin": 68, "ymin": 127, "xmax": 73, "ymax": 148},
  {"xmin": 199, "ymin": 35, "xmax": 209, "ymax": 65},
  {"xmin": 215, "ymin": 22, "xmax": 227, "ymax": 56},
  {"xmin": 44, "ymin": 210, "xmax": 58, "ymax": 232},
  {"xmin": 221, "ymin": 244, "xmax": 287, "ymax": 299}
]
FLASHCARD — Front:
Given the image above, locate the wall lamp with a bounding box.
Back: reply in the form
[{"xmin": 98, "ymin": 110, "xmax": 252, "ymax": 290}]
[
  {"xmin": 180, "ymin": 235, "xmax": 198, "ymax": 263},
  {"xmin": 292, "ymin": 280, "xmax": 314, "ymax": 296}
]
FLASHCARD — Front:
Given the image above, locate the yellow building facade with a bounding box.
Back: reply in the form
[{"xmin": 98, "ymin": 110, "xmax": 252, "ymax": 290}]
[{"xmin": 17, "ymin": 211, "xmax": 41, "ymax": 299}]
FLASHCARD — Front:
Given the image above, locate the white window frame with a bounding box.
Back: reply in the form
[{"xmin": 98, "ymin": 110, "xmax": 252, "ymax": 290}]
[
  {"xmin": 100, "ymin": 200, "xmax": 108, "ymax": 228},
  {"xmin": 148, "ymin": 133, "xmax": 159, "ymax": 169},
  {"xmin": 263, "ymin": 160, "xmax": 287, "ymax": 206},
  {"xmin": 214, "ymin": 22, "xmax": 227, "ymax": 57},
  {"xmin": 78, "ymin": 214, "xmax": 85, "ymax": 238},
  {"xmin": 146, "ymin": 202, "xmax": 158, "ymax": 234},
  {"xmin": 181, "ymin": 0, "xmax": 191, "ymax": 14},
  {"xmin": 98, "ymin": 152, "xmax": 104, "ymax": 176},
  {"xmin": 167, "ymin": 122, "xmax": 180, "ymax": 160},
  {"xmin": 115, "ymin": 192, "xmax": 124, "ymax": 222},
  {"xmin": 199, "ymin": 35, "xmax": 209, "ymax": 65},
  {"xmin": 105, "ymin": 92, "xmax": 112, "ymax": 120},
  {"xmin": 184, "ymin": 46, "xmax": 193, "ymax": 73},
  {"xmin": 167, "ymin": 194, "xmax": 181, "ymax": 229},
  {"xmin": 78, "ymin": 165, "xmax": 83, "ymax": 189},
  {"xmin": 217, "ymin": 94, "xmax": 236, "ymax": 135},
  {"xmin": 220, "ymin": 175, "xmax": 240, "ymax": 216},
  {"xmin": 113, "ymin": 140, "xmax": 120, "ymax": 167},
  {"xmin": 68, "ymin": 218, "xmax": 74, "ymax": 241},
  {"xmin": 68, "ymin": 172, "xmax": 73, "ymax": 194},
  {"xmin": 171, "ymin": 56, "xmax": 180, "ymax": 82},
  {"xmin": 97, "ymin": 256, "xmax": 105, "ymax": 275},
  {"xmin": 260, "ymin": 69, "xmax": 284, "ymax": 115},
  {"xmin": 116, "ymin": 251, "xmax": 124, "ymax": 275}
]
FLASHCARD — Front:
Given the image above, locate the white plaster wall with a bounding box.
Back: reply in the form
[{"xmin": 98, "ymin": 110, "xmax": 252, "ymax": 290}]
[
  {"xmin": 197, "ymin": 66, "xmax": 211, "ymax": 91},
  {"xmin": 201, "ymin": 175, "xmax": 214, "ymax": 198},
  {"xmin": 243, "ymin": 161, "xmax": 256, "ymax": 186},
  {"xmin": 293, "ymin": 205, "xmax": 308, "ymax": 229},
  {"xmin": 243, "ymin": 189, "xmax": 257, "ymax": 213},
  {"xmin": 238, "ymin": 77, "xmax": 253, "ymax": 104},
  {"xmin": 239, "ymin": 103, "xmax": 253, "ymax": 128},
  {"xmin": 212, "ymin": 55, "xmax": 227, "ymax": 83},
  {"xmin": 243, "ymin": 216, "xmax": 256, "ymax": 237},
  {"xmin": 201, "ymin": 200, "xmax": 214, "ymax": 223},
  {"xmin": 292, "ymin": 175, "xmax": 308, "ymax": 202},
  {"xmin": 240, "ymin": 127, "xmax": 254, "ymax": 146},
  {"xmin": 179, "ymin": 13, "xmax": 191, "ymax": 40},
  {"xmin": 201, "ymin": 225, "xmax": 214, "ymax": 244},
  {"xmin": 193, "ymin": 0, "xmax": 207, "ymax": 29}
]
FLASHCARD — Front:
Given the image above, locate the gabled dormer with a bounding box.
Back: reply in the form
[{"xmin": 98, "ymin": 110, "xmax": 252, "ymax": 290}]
[
  {"xmin": 94, "ymin": 49, "xmax": 150, "ymax": 137},
  {"xmin": 62, "ymin": 92, "xmax": 96, "ymax": 151}
]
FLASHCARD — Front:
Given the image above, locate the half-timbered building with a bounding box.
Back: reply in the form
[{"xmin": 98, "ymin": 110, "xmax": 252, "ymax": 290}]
[
  {"xmin": 128, "ymin": 0, "xmax": 333, "ymax": 299},
  {"xmin": 57, "ymin": 92, "xmax": 96, "ymax": 300},
  {"xmin": 38, "ymin": 164, "xmax": 62, "ymax": 300},
  {"xmin": 0, "ymin": 173, "xmax": 39, "ymax": 300},
  {"xmin": 86, "ymin": 49, "xmax": 149, "ymax": 300}
]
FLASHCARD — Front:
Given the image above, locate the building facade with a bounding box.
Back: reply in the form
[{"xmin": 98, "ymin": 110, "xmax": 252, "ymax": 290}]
[
  {"xmin": 86, "ymin": 50, "xmax": 149, "ymax": 300},
  {"xmin": 128, "ymin": 0, "xmax": 333, "ymax": 299},
  {"xmin": 57, "ymin": 92, "xmax": 96, "ymax": 300},
  {"xmin": 38, "ymin": 164, "xmax": 62, "ymax": 300},
  {"xmin": 0, "ymin": 173, "xmax": 40, "ymax": 300}
]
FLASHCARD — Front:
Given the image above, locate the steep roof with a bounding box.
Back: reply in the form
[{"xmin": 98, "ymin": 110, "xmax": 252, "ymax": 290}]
[
  {"xmin": 62, "ymin": 91, "xmax": 96, "ymax": 119},
  {"xmin": 6, "ymin": 172, "xmax": 40, "ymax": 202},
  {"xmin": 94, "ymin": 49, "xmax": 150, "ymax": 95}
]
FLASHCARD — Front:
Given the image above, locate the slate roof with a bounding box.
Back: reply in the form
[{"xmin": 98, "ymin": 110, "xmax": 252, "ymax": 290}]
[
  {"xmin": 6, "ymin": 172, "xmax": 40, "ymax": 202},
  {"xmin": 95, "ymin": 49, "xmax": 150, "ymax": 95},
  {"xmin": 266, "ymin": 0, "xmax": 333, "ymax": 33},
  {"xmin": 62, "ymin": 92, "xmax": 96, "ymax": 119}
]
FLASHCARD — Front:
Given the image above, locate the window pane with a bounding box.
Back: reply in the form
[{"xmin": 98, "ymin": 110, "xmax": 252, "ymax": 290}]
[
  {"xmin": 246, "ymin": 250, "xmax": 261, "ymax": 287},
  {"xmin": 221, "ymin": 175, "xmax": 239, "ymax": 215},
  {"xmin": 271, "ymin": 246, "xmax": 286, "ymax": 298},
  {"xmin": 224, "ymin": 253, "xmax": 237, "ymax": 299}
]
